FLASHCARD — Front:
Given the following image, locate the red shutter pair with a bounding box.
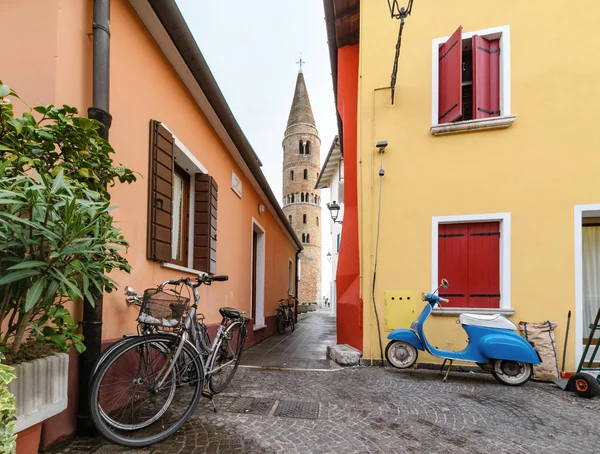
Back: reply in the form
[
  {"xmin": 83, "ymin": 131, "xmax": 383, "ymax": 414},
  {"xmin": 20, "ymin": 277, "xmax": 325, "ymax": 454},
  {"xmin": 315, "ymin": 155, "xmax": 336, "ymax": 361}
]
[
  {"xmin": 438, "ymin": 26, "xmax": 500, "ymax": 123},
  {"xmin": 147, "ymin": 120, "xmax": 218, "ymax": 274},
  {"xmin": 438, "ymin": 222, "xmax": 500, "ymax": 309}
]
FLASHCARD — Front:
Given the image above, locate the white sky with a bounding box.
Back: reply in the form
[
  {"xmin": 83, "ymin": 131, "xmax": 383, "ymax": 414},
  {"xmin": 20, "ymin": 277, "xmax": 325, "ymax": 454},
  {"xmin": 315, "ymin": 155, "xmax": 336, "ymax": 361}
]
[{"xmin": 175, "ymin": 0, "xmax": 337, "ymax": 299}]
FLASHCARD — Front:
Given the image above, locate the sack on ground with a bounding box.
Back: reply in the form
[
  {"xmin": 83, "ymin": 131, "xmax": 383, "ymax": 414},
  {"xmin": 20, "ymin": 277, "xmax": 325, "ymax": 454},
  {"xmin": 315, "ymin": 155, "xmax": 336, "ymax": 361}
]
[{"xmin": 518, "ymin": 321, "xmax": 559, "ymax": 382}]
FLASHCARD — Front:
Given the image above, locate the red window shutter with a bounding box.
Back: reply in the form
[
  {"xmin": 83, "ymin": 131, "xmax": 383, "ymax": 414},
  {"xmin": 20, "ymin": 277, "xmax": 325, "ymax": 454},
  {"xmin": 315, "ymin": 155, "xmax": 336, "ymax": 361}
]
[
  {"xmin": 467, "ymin": 222, "xmax": 500, "ymax": 308},
  {"xmin": 438, "ymin": 26, "xmax": 463, "ymax": 123},
  {"xmin": 438, "ymin": 223, "xmax": 469, "ymax": 307},
  {"xmin": 472, "ymin": 36, "xmax": 500, "ymax": 119},
  {"xmin": 194, "ymin": 174, "xmax": 218, "ymax": 274},
  {"xmin": 147, "ymin": 120, "xmax": 173, "ymax": 262}
]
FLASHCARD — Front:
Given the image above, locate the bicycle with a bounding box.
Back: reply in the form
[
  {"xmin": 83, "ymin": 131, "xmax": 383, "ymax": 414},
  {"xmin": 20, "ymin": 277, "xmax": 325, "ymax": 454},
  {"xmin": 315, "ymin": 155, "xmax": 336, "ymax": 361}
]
[
  {"xmin": 276, "ymin": 297, "xmax": 296, "ymax": 334},
  {"xmin": 88, "ymin": 274, "xmax": 248, "ymax": 448}
]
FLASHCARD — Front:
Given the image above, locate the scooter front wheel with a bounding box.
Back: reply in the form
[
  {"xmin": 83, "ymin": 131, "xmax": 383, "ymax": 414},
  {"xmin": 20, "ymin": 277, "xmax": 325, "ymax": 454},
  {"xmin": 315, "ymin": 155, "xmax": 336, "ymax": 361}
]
[
  {"xmin": 491, "ymin": 360, "xmax": 532, "ymax": 386},
  {"xmin": 385, "ymin": 341, "xmax": 418, "ymax": 369}
]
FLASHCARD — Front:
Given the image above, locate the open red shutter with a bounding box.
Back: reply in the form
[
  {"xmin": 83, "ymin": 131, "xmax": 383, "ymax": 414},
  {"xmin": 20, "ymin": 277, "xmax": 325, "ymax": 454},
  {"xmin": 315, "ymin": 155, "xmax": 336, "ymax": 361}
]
[
  {"xmin": 473, "ymin": 36, "xmax": 500, "ymax": 119},
  {"xmin": 194, "ymin": 174, "xmax": 218, "ymax": 274},
  {"xmin": 468, "ymin": 222, "xmax": 500, "ymax": 308},
  {"xmin": 147, "ymin": 120, "xmax": 173, "ymax": 262},
  {"xmin": 438, "ymin": 26, "xmax": 462, "ymax": 124},
  {"xmin": 438, "ymin": 223, "xmax": 469, "ymax": 307}
]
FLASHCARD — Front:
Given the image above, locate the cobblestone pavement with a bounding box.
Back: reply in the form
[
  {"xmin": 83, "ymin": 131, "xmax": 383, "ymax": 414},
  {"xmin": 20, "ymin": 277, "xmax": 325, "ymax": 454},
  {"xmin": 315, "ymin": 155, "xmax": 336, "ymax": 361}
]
[
  {"xmin": 241, "ymin": 312, "xmax": 337, "ymax": 370},
  {"xmin": 54, "ymin": 366, "xmax": 600, "ymax": 454}
]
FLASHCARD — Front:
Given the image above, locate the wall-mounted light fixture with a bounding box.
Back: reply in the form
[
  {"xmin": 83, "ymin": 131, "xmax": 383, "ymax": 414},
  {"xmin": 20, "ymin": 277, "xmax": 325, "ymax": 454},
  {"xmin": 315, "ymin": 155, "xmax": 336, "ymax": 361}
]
[
  {"xmin": 258, "ymin": 203, "xmax": 265, "ymax": 214},
  {"xmin": 326, "ymin": 252, "xmax": 332, "ymax": 262},
  {"xmin": 326, "ymin": 201, "xmax": 342, "ymax": 224},
  {"xmin": 386, "ymin": 0, "xmax": 415, "ymax": 104}
]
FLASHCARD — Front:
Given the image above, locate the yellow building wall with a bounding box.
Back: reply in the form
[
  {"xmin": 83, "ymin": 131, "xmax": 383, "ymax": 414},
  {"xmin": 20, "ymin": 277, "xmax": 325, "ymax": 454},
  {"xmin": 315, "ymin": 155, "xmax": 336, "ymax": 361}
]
[{"xmin": 358, "ymin": 0, "xmax": 600, "ymax": 370}]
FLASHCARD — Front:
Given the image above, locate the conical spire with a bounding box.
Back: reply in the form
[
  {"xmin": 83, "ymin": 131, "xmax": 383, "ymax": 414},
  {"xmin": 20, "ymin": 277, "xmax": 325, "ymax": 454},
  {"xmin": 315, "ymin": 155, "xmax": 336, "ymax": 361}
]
[{"xmin": 286, "ymin": 71, "xmax": 316, "ymax": 129}]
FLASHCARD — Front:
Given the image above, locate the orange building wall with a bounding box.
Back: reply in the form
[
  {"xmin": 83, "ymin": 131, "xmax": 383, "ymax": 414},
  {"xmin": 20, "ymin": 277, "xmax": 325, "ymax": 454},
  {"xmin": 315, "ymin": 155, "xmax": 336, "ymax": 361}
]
[{"xmin": 2, "ymin": 0, "xmax": 298, "ymax": 340}]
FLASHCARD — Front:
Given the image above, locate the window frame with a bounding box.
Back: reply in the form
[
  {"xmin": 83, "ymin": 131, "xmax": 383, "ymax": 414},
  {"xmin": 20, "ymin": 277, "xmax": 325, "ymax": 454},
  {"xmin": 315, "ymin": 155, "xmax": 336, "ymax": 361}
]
[
  {"xmin": 431, "ymin": 25, "xmax": 514, "ymax": 135},
  {"xmin": 159, "ymin": 124, "xmax": 212, "ymax": 276},
  {"xmin": 431, "ymin": 212, "xmax": 513, "ymax": 315},
  {"xmin": 170, "ymin": 162, "xmax": 190, "ymax": 267},
  {"xmin": 288, "ymin": 259, "xmax": 294, "ymax": 296}
]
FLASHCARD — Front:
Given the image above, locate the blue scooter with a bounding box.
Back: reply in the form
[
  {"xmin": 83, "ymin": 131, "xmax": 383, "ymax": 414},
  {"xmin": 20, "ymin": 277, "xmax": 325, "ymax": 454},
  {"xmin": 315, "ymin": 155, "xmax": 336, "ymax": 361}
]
[{"xmin": 385, "ymin": 279, "xmax": 541, "ymax": 385}]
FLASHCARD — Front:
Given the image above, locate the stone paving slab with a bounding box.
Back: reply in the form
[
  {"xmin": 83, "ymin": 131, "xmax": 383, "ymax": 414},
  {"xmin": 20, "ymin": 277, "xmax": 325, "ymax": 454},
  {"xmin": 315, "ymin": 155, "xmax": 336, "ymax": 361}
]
[{"xmin": 53, "ymin": 366, "xmax": 600, "ymax": 454}]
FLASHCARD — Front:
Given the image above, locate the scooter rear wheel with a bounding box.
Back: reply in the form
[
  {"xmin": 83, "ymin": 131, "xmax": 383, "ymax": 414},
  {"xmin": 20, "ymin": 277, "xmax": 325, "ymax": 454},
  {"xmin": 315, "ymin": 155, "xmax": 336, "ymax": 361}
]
[
  {"xmin": 491, "ymin": 360, "xmax": 532, "ymax": 386},
  {"xmin": 385, "ymin": 341, "xmax": 418, "ymax": 369}
]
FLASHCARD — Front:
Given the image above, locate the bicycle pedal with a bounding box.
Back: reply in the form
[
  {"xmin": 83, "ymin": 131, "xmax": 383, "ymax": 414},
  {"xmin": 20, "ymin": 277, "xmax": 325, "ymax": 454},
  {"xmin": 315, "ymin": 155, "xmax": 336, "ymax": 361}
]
[{"xmin": 202, "ymin": 391, "xmax": 213, "ymax": 399}]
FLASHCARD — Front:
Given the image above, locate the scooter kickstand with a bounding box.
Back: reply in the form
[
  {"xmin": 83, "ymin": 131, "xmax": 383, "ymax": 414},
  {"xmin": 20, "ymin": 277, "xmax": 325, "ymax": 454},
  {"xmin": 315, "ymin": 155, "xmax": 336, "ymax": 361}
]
[
  {"xmin": 442, "ymin": 360, "xmax": 453, "ymax": 383},
  {"xmin": 439, "ymin": 359, "xmax": 447, "ymax": 374}
]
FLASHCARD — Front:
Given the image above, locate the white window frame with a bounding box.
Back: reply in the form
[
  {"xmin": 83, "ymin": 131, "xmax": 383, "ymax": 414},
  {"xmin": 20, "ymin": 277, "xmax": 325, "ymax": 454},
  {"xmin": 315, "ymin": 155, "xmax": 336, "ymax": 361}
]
[
  {"xmin": 431, "ymin": 25, "xmax": 515, "ymax": 136},
  {"xmin": 288, "ymin": 259, "xmax": 294, "ymax": 296},
  {"xmin": 251, "ymin": 218, "xmax": 267, "ymax": 330},
  {"xmin": 160, "ymin": 124, "xmax": 210, "ymax": 276},
  {"xmin": 574, "ymin": 204, "xmax": 600, "ymax": 367},
  {"xmin": 431, "ymin": 212, "xmax": 513, "ymax": 315}
]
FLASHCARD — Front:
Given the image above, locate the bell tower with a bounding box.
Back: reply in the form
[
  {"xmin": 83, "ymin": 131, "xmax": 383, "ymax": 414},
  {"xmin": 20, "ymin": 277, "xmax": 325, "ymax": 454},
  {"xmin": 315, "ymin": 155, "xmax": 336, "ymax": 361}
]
[{"xmin": 282, "ymin": 66, "xmax": 321, "ymax": 304}]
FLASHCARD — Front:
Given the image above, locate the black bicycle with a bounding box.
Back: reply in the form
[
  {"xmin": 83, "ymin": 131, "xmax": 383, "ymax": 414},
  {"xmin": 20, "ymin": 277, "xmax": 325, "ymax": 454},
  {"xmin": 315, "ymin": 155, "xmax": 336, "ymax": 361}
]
[{"xmin": 276, "ymin": 297, "xmax": 296, "ymax": 334}]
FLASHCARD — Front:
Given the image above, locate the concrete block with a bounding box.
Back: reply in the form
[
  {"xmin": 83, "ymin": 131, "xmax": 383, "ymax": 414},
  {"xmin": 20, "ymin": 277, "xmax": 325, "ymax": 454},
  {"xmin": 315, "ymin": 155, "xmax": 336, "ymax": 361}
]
[
  {"xmin": 8, "ymin": 353, "xmax": 69, "ymax": 433},
  {"xmin": 327, "ymin": 344, "xmax": 363, "ymax": 366}
]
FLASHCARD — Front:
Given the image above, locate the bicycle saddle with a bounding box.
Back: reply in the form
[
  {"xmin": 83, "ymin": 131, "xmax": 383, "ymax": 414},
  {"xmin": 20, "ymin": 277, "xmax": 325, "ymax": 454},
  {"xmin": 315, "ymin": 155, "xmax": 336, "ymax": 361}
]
[{"xmin": 219, "ymin": 307, "xmax": 241, "ymax": 319}]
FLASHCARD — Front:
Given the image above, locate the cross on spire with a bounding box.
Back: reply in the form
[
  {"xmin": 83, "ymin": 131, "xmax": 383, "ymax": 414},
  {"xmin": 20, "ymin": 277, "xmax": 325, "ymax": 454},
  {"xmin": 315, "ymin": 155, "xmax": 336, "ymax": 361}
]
[{"xmin": 296, "ymin": 56, "xmax": 305, "ymax": 73}]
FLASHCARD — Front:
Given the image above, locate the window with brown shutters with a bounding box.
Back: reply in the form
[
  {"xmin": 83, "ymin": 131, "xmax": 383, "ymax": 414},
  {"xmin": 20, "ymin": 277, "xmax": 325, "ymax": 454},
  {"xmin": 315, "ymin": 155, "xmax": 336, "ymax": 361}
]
[
  {"xmin": 194, "ymin": 174, "xmax": 218, "ymax": 274},
  {"xmin": 438, "ymin": 26, "xmax": 463, "ymax": 124},
  {"xmin": 147, "ymin": 120, "xmax": 174, "ymax": 262}
]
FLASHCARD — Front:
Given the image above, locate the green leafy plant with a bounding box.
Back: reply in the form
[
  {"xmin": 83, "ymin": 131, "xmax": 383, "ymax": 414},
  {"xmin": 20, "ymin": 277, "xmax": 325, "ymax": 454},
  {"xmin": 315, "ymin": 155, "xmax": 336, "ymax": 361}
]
[
  {"xmin": 0, "ymin": 353, "xmax": 16, "ymax": 454},
  {"xmin": 0, "ymin": 81, "xmax": 136, "ymax": 358}
]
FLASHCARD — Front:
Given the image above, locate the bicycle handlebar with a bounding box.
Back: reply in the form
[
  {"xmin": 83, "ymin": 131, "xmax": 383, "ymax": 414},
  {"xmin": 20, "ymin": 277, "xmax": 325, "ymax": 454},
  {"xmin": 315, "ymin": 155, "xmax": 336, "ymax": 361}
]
[{"xmin": 158, "ymin": 274, "xmax": 229, "ymax": 291}]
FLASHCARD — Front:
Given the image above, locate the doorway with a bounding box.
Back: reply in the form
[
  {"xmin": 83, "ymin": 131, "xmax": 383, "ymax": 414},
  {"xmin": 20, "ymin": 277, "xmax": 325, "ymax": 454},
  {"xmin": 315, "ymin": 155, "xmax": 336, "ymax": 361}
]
[{"xmin": 251, "ymin": 220, "xmax": 266, "ymax": 328}]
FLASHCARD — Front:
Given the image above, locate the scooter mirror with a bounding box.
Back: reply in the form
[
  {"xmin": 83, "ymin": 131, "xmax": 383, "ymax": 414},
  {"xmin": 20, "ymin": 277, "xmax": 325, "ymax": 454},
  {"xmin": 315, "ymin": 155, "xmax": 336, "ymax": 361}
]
[
  {"xmin": 124, "ymin": 286, "xmax": 137, "ymax": 297},
  {"xmin": 441, "ymin": 278, "xmax": 449, "ymax": 288}
]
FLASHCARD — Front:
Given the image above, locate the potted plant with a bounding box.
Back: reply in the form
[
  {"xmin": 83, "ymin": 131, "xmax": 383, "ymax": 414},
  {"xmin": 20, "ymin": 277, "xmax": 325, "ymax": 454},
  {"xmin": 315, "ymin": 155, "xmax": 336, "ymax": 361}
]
[
  {"xmin": 0, "ymin": 353, "xmax": 17, "ymax": 454},
  {"xmin": 307, "ymin": 302, "xmax": 317, "ymax": 312},
  {"xmin": 298, "ymin": 303, "xmax": 308, "ymax": 314},
  {"xmin": 0, "ymin": 82, "xmax": 135, "ymax": 453}
]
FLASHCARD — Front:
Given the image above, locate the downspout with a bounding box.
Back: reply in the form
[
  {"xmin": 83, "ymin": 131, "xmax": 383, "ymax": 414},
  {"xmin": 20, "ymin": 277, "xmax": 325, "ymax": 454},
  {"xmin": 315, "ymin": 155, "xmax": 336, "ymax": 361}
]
[
  {"xmin": 78, "ymin": 0, "xmax": 112, "ymax": 432},
  {"xmin": 294, "ymin": 248, "xmax": 301, "ymax": 324}
]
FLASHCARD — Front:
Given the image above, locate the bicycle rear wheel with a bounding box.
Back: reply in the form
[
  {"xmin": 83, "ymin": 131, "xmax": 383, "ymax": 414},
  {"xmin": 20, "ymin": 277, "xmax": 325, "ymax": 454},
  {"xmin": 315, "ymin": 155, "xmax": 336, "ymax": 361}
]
[
  {"xmin": 208, "ymin": 322, "xmax": 246, "ymax": 394},
  {"xmin": 276, "ymin": 312, "xmax": 285, "ymax": 334},
  {"xmin": 89, "ymin": 334, "xmax": 203, "ymax": 447}
]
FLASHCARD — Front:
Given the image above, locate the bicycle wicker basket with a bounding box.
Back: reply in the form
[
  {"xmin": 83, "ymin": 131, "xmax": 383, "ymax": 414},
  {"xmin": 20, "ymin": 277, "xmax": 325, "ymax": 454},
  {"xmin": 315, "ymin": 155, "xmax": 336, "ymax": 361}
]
[{"xmin": 138, "ymin": 288, "xmax": 190, "ymax": 327}]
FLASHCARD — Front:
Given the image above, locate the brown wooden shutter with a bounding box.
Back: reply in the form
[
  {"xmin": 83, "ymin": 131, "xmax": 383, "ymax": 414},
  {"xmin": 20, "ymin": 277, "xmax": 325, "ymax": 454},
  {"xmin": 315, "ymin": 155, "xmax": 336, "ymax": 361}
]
[
  {"xmin": 438, "ymin": 26, "xmax": 463, "ymax": 123},
  {"xmin": 194, "ymin": 174, "xmax": 218, "ymax": 274},
  {"xmin": 147, "ymin": 120, "xmax": 173, "ymax": 262}
]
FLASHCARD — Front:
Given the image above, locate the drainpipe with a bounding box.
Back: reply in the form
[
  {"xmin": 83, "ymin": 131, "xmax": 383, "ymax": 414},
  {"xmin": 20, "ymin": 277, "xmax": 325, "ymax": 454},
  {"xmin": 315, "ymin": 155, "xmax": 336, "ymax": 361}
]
[
  {"xmin": 295, "ymin": 249, "xmax": 301, "ymax": 324},
  {"xmin": 78, "ymin": 0, "xmax": 111, "ymax": 433}
]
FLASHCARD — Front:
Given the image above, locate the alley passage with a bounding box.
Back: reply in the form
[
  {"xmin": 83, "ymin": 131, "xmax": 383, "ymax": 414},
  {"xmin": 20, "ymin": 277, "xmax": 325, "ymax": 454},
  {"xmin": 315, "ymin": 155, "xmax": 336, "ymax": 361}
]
[{"xmin": 241, "ymin": 311, "xmax": 337, "ymax": 370}]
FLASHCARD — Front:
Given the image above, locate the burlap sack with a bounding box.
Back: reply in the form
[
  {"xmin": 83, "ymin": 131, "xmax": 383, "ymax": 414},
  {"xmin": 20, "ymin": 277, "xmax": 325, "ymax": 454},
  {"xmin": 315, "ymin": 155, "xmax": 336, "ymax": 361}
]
[{"xmin": 518, "ymin": 321, "xmax": 559, "ymax": 382}]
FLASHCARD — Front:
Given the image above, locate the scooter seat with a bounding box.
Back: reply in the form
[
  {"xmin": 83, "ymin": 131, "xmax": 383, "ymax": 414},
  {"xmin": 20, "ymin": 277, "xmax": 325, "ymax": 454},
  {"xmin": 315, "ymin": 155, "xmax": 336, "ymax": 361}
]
[{"xmin": 459, "ymin": 313, "xmax": 516, "ymax": 331}]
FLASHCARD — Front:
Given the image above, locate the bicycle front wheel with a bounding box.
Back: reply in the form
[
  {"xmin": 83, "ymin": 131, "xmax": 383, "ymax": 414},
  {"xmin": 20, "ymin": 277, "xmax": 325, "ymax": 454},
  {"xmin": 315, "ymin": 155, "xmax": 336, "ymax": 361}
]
[
  {"xmin": 208, "ymin": 322, "xmax": 246, "ymax": 394},
  {"xmin": 276, "ymin": 313, "xmax": 285, "ymax": 334},
  {"xmin": 89, "ymin": 334, "xmax": 204, "ymax": 447}
]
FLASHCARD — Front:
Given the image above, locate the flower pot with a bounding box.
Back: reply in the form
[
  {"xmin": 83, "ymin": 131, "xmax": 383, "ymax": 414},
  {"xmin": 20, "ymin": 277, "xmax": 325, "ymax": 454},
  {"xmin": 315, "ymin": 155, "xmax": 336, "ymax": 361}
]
[
  {"xmin": 298, "ymin": 305, "xmax": 308, "ymax": 314},
  {"xmin": 8, "ymin": 353, "xmax": 69, "ymax": 454},
  {"xmin": 307, "ymin": 303, "xmax": 317, "ymax": 312}
]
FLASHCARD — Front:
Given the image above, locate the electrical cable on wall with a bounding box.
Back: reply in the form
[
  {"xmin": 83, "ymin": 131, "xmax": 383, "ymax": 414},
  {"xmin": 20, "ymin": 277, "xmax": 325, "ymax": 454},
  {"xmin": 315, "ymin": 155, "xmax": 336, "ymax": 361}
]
[{"xmin": 371, "ymin": 142, "xmax": 388, "ymax": 365}]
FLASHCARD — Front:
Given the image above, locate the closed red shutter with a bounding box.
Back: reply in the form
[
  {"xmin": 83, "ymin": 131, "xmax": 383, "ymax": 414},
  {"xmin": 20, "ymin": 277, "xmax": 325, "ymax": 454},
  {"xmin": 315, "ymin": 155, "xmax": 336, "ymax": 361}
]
[
  {"xmin": 438, "ymin": 222, "xmax": 500, "ymax": 308},
  {"xmin": 472, "ymin": 36, "xmax": 500, "ymax": 119},
  {"xmin": 438, "ymin": 223, "xmax": 469, "ymax": 307},
  {"xmin": 194, "ymin": 174, "xmax": 218, "ymax": 274},
  {"xmin": 438, "ymin": 26, "xmax": 463, "ymax": 123},
  {"xmin": 147, "ymin": 120, "xmax": 173, "ymax": 262},
  {"xmin": 468, "ymin": 222, "xmax": 500, "ymax": 308}
]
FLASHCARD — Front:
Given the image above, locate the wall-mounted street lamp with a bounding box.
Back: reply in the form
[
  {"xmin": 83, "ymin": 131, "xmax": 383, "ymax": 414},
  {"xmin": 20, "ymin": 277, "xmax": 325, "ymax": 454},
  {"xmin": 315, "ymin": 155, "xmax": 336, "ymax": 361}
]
[
  {"xmin": 327, "ymin": 201, "xmax": 342, "ymax": 224},
  {"xmin": 386, "ymin": 0, "xmax": 415, "ymax": 105},
  {"xmin": 326, "ymin": 252, "xmax": 332, "ymax": 262}
]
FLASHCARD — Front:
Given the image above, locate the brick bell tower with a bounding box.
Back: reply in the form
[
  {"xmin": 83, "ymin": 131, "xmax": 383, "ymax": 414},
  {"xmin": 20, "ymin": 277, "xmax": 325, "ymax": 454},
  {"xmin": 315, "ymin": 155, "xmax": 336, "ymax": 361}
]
[{"xmin": 282, "ymin": 66, "xmax": 321, "ymax": 304}]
